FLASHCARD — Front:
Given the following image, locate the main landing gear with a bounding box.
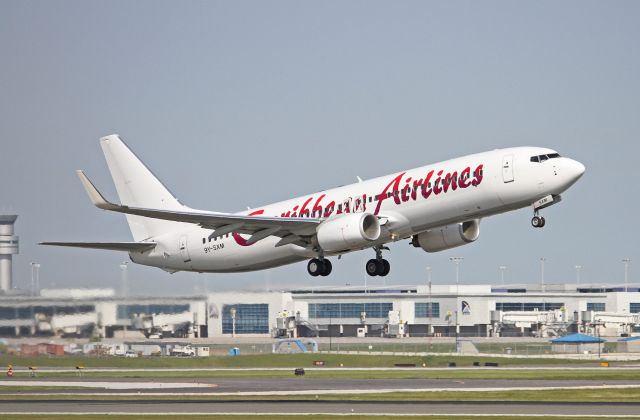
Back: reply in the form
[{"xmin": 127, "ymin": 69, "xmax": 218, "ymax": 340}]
[
  {"xmin": 531, "ymin": 212, "xmax": 546, "ymax": 228},
  {"xmin": 366, "ymin": 246, "xmax": 390, "ymax": 277},
  {"xmin": 307, "ymin": 258, "xmax": 332, "ymax": 277}
]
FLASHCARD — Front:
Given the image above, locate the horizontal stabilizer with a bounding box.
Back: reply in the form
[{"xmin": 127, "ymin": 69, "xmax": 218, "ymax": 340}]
[{"xmin": 40, "ymin": 242, "xmax": 156, "ymax": 252}]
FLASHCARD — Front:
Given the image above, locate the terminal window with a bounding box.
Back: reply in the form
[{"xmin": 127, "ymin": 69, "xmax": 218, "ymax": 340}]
[
  {"xmin": 222, "ymin": 304, "xmax": 269, "ymax": 334},
  {"xmin": 414, "ymin": 302, "xmax": 440, "ymax": 318},
  {"xmin": 495, "ymin": 302, "xmax": 564, "ymax": 312},
  {"xmin": 308, "ymin": 302, "xmax": 393, "ymax": 319},
  {"xmin": 587, "ymin": 303, "xmax": 606, "ymax": 312},
  {"xmin": 116, "ymin": 304, "xmax": 190, "ymax": 319},
  {"xmin": 0, "ymin": 305, "xmax": 96, "ymax": 320},
  {"xmin": 631, "ymin": 303, "xmax": 640, "ymax": 313}
]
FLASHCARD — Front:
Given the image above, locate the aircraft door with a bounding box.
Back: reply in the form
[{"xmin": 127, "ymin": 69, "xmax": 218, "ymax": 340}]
[
  {"xmin": 179, "ymin": 235, "xmax": 191, "ymax": 263},
  {"xmin": 502, "ymin": 155, "xmax": 514, "ymax": 183}
]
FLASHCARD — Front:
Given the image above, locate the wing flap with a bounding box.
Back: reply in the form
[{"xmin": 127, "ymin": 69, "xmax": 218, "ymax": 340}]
[{"xmin": 40, "ymin": 242, "xmax": 156, "ymax": 252}]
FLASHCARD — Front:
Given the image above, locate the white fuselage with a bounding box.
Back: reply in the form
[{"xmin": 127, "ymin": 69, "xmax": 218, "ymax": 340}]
[{"xmin": 130, "ymin": 146, "xmax": 585, "ymax": 273}]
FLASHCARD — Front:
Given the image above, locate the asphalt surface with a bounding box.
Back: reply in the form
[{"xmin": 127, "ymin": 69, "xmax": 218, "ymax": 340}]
[
  {"xmin": 2, "ymin": 400, "xmax": 640, "ymax": 416},
  {"xmin": 2, "ymin": 377, "xmax": 640, "ymax": 392}
]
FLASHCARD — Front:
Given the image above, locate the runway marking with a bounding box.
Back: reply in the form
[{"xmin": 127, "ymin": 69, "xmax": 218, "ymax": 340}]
[
  {"xmin": 0, "ymin": 380, "xmax": 216, "ymax": 390},
  {"xmin": 1, "ymin": 383, "xmax": 640, "ymax": 395},
  {"xmin": 2, "ymin": 412, "xmax": 640, "ymax": 417}
]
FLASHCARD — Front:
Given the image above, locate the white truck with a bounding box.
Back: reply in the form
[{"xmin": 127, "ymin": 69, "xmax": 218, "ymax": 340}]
[{"xmin": 169, "ymin": 345, "xmax": 195, "ymax": 357}]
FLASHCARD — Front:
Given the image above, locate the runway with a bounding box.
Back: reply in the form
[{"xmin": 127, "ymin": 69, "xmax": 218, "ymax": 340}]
[
  {"xmin": 2, "ymin": 377, "xmax": 640, "ymax": 392},
  {"xmin": 2, "ymin": 400, "xmax": 640, "ymax": 416}
]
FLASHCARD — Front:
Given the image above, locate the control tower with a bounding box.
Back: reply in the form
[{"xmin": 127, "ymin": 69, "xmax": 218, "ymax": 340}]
[{"xmin": 0, "ymin": 215, "xmax": 19, "ymax": 292}]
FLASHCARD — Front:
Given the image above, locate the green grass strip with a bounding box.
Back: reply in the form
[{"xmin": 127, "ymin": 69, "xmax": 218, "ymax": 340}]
[
  {"xmin": 2, "ymin": 368, "xmax": 639, "ymax": 380},
  {"xmin": 0, "ymin": 353, "xmax": 599, "ymax": 369}
]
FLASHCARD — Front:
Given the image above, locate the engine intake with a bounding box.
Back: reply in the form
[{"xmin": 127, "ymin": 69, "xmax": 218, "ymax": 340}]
[
  {"xmin": 316, "ymin": 213, "xmax": 381, "ymax": 252},
  {"xmin": 412, "ymin": 220, "xmax": 480, "ymax": 253}
]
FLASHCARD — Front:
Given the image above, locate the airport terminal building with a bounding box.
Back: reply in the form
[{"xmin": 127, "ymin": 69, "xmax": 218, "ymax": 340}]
[{"xmin": 1, "ymin": 283, "xmax": 639, "ymax": 339}]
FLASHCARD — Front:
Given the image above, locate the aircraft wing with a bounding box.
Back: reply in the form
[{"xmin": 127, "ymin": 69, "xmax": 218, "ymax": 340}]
[
  {"xmin": 75, "ymin": 170, "xmax": 319, "ymax": 247},
  {"xmin": 40, "ymin": 241, "xmax": 157, "ymax": 251}
]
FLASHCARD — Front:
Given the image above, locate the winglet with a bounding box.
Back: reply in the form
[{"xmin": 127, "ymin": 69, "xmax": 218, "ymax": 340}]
[{"xmin": 76, "ymin": 170, "xmax": 119, "ymax": 211}]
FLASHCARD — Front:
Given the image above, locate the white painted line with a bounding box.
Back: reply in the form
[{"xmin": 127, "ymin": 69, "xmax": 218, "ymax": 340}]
[
  {"xmin": 1, "ymin": 413, "xmax": 640, "ymax": 418},
  {"xmin": 0, "ymin": 380, "xmax": 215, "ymax": 390},
  {"xmin": 1, "ymin": 383, "xmax": 639, "ymax": 395}
]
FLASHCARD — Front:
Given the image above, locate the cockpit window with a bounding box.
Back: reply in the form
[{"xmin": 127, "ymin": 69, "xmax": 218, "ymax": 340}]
[{"xmin": 530, "ymin": 153, "xmax": 561, "ymax": 163}]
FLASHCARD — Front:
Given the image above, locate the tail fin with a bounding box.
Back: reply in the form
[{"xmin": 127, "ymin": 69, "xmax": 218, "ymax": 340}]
[{"xmin": 99, "ymin": 134, "xmax": 185, "ymax": 241}]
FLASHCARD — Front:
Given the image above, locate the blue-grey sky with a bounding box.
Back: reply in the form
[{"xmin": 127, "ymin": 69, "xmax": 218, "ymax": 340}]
[{"xmin": 1, "ymin": 1, "xmax": 638, "ymax": 295}]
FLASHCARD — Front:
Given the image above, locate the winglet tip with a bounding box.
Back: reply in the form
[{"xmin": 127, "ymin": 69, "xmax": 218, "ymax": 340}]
[{"xmin": 75, "ymin": 170, "xmax": 111, "ymax": 209}]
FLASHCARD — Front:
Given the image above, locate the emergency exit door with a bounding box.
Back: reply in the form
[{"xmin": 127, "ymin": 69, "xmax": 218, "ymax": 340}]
[{"xmin": 502, "ymin": 155, "xmax": 514, "ymax": 183}]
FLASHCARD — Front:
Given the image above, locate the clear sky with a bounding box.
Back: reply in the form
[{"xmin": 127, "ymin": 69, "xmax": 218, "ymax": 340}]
[{"xmin": 1, "ymin": 1, "xmax": 638, "ymax": 295}]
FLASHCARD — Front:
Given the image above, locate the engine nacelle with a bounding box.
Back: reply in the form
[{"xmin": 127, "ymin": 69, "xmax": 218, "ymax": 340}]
[
  {"xmin": 316, "ymin": 213, "xmax": 381, "ymax": 252},
  {"xmin": 411, "ymin": 220, "xmax": 480, "ymax": 253}
]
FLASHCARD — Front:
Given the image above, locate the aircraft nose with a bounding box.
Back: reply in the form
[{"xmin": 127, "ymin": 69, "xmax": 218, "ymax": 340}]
[{"xmin": 566, "ymin": 159, "xmax": 586, "ymax": 183}]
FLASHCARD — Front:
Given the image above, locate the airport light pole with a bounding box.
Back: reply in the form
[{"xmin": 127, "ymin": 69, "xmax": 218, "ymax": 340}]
[
  {"xmin": 426, "ymin": 266, "xmax": 432, "ymax": 340},
  {"xmin": 622, "ymin": 259, "xmax": 631, "ymax": 292},
  {"xmin": 596, "ymin": 318, "xmax": 602, "ymax": 359},
  {"xmin": 499, "ymin": 265, "xmax": 506, "ymax": 285},
  {"xmin": 450, "ymin": 257, "xmax": 463, "ymax": 352},
  {"xmin": 230, "ymin": 307, "xmax": 236, "ymax": 338},
  {"xmin": 575, "ymin": 265, "xmax": 582, "ymax": 288},
  {"xmin": 540, "ymin": 257, "xmax": 546, "ymax": 292},
  {"xmin": 120, "ymin": 262, "xmax": 128, "ymax": 298},
  {"xmin": 30, "ymin": 262, "xmax": 40, "ymax": 296}
]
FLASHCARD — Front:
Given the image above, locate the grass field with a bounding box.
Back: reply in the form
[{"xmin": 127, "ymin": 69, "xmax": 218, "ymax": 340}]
[
  {"xmin": 0, "ymin": 353, "xmax": 598, "ymax": 370},
  {"xmin": 1, "ymin": 367, "xmax": 639, "ymax": 380}
]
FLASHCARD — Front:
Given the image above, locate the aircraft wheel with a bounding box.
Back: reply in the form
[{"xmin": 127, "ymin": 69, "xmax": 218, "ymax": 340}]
[
  {"xmin": 366, "ymin": 259, "xmax": 379, "ymax": 276},
  {"xmin": 380, "ymin": 259, "xmax": 391, "ymax": 276},
  {"xmin": 320, "ymin": 259, "xmax": 332, "ymax": 276},
  {"xmin": 307, "ymin": 259, "xmax": 322, "ymax": 276},
  {"xmin": 539, "ymin": 216, "xmax": 546, "ymax": 227},
  {"xmin": 531, "ymin": 216, "xmax": 543, "ymax": 228}
]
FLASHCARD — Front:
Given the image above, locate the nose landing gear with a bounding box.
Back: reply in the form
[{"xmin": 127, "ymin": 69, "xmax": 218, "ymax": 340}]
[
  {"xmin": 366, "ymin": 246, "xmax": 390, "ymax": 277},
  {"xmin": 531, "ymin": 212, "xmax": 546, "ymax": 228}
]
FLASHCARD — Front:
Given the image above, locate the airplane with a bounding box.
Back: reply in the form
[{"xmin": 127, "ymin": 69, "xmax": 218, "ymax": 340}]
[{"xmin": 42, "ymin": 135, "xmax": 585, "ymax": 277}]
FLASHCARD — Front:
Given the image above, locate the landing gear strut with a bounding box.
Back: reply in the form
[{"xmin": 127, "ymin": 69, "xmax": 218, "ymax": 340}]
[
  {"xmin": 366, "ymin": 246, "xmax": 390, "ymax": 277},
  {"xmin": 307, "ymin": 258, "xmax": 332, "ymax": 277},
  {"xmin": 531, "ymin": 211, "xmax": 546, "ymax": 228}
]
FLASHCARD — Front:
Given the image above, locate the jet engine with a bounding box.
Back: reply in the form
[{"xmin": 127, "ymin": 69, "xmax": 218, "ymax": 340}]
[
  {"xmin": 316, "ymin": 213, "xmax": 381, "ymax": 252},
  {"xmin": 411, "ymin": 219, "xmax": 480, "ymax": 253}
]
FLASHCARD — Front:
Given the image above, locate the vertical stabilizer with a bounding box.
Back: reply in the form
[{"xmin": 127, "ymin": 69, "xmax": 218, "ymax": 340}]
[{"xmin": 99, "ymin": 134, "xmax": 185, "ymax": 241}]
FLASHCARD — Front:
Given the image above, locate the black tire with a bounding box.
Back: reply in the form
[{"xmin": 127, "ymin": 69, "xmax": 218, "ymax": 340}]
[
  {"xmin": 531, "ymin": 216, "xmax": 541, "ymax": 228},
  {"xmin": 307, "ymin": 259, "xmax": 321, "ymax": 276},
  {"xmin": 380, "ymin": 259, "xmax": 391, "ymax": 276},
  {"xmin": 366, "ymin": 259, "xmax": 379, "ymax": 276},
  {"xmin": 539, "ymin": 217, "xmax": 546, "ymax": 227},
  {"xmin": 320, "ymin": 259, "xmax": 332, "ymax": 276}
]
